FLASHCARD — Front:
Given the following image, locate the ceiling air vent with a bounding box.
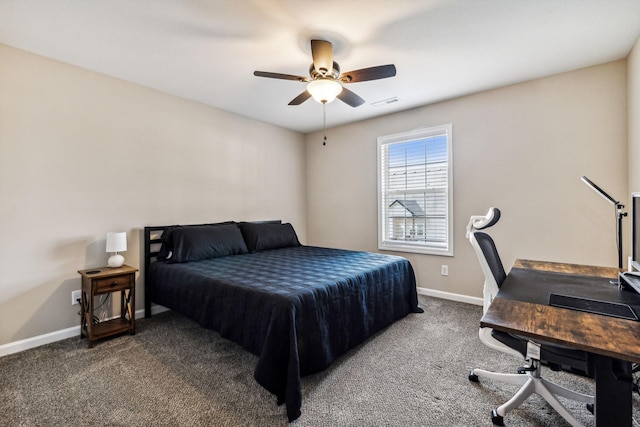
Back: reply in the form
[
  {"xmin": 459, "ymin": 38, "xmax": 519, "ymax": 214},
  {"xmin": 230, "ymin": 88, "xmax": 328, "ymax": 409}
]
[{"xmin": 371, "ymin": 97, "xmax": 400, "ymax": 107}]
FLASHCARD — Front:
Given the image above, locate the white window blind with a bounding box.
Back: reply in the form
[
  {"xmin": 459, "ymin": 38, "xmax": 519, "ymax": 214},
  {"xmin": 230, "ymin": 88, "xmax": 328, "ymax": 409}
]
[{"xmin": 377, "ymin": 124, "xmax": 453, "ymax": 256}]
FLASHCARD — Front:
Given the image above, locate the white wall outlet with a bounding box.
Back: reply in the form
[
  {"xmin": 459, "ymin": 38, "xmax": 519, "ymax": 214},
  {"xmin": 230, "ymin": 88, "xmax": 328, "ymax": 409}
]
[
  {"xmin": 71, "ymin": 290, "xmax": 82, "ymax": 305},
  {"xmin": 441, "ymin": 265, "xmax": 449, "ymax": 276}
]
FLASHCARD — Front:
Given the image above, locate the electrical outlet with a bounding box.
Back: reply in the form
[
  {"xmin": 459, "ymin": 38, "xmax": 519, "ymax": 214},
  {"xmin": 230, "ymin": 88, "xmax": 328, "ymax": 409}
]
[
  {"xmin": 71, "ymin": 290, "xmax": 82, "ymax": 305},
  {"xmin": 441, "ymin": 265, "xmax": 449, "ymax": 276}
]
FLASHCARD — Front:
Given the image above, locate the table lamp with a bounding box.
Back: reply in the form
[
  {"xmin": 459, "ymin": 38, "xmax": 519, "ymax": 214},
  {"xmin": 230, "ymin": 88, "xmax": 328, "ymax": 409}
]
[{"xmin": 106, "ymin": 232, "xmax": 127, "ymax": 268}]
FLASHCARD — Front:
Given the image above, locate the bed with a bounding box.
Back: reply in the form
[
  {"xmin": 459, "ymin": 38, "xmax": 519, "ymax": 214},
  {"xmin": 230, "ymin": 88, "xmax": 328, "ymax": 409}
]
[{"xmin": 143, "ymin": 220, "xmax": 423, "ymax": 421}]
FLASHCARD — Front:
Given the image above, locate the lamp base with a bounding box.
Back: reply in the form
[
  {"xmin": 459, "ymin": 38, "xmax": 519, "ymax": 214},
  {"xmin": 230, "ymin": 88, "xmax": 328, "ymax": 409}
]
[{"xmin": 108, "ymin": 254, "xmax": 125, "ymax": 268}]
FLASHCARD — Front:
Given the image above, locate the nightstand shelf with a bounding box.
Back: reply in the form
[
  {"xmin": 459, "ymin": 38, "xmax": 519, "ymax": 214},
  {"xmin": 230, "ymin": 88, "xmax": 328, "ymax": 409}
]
[
  {"xmin": 78, "ymin": 265, "xmax": 138, "ymax": 348},
  {"xmin": 89, "ymin": 318, "xmax": 132, "ymax": 340}
]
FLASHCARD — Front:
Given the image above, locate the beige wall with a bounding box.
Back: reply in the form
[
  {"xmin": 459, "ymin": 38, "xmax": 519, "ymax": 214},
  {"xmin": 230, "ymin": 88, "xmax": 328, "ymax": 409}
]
[
  {"xmin": 630, "ymin": 37, "xmax": 640, "ymax": 195},
  {"xmin": 0, "ymin": 44, "xmax": 307, "ymax": 345},
  {"xmin": 306, "ymin": 60, "xmax": 628, "ymax": 298},
  {"xmin": 1, "ymin": 39, "xmax": 635, "ymax": 347}
]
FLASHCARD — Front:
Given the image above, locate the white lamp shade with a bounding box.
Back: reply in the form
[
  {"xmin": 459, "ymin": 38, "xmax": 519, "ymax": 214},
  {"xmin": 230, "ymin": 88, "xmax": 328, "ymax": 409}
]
[
  {"xmin": 106, "ymin": 232, "xmax": 127, "ymax": 253},
  {"xmin": 307, "ymin": 79, "xmax": 342, "ymax": 104}
]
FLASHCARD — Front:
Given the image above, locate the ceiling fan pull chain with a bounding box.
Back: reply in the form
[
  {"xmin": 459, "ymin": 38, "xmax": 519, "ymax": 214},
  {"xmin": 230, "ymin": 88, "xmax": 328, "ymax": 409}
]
[{"xmin": 322, "ymin": 101, "xmax": 327, "ymax": 146}]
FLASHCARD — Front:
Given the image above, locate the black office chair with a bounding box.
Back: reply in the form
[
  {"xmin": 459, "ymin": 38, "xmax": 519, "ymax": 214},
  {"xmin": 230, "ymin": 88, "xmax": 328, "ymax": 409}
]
[{"xmin": 466, "ymin": 208, "xmax": 594, "ymax": 426}]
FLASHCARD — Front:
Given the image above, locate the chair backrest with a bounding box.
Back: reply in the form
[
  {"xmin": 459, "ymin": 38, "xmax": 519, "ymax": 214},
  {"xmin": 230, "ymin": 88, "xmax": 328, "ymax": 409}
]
[
  {"xmin": 473, "ymin": 232, "xmax": 506, "ymax": 288},
  {"xmin": 467, "ymin": 208, "xmax": 505, "ymax": 313}
]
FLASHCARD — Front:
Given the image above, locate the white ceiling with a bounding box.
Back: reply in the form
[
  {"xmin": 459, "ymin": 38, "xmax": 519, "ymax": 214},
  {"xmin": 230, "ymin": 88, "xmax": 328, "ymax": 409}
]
[{"xmin": 1, "ymin": 0, "xmax": 640, "ymax": 133}]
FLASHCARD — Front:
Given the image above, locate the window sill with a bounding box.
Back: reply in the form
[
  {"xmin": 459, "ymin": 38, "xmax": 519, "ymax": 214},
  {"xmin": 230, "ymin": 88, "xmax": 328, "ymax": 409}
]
[{"xmin": 378, "ymin": 242, "xmax": 453, "ymax": 256}]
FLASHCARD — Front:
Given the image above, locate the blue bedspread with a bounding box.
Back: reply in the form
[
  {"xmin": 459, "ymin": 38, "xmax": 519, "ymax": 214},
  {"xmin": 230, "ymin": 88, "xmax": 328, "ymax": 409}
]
[{"xmin": 148, "ymin": 245, "xmax": 422, "ymax": 421}]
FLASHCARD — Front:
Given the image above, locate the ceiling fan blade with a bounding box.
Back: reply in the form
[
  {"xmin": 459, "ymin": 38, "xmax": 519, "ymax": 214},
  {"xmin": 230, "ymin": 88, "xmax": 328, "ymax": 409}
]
[
  {"xmin": 339, "ymin": 64, "xmax": 396, "ymax": 83},
  {"xmin": 337, "ymin": 87, "xmax": 365, "ymax": 107},
  {"xmin": 288, "ymin": 91, "xmax": 312, "ymax": 106},
  {"xmin": 311, "ymin": 39, "xmax": 333, "ymax": 76},
  {"xmin": 254, "ymin": 71, "xmax": 308, "ymax": 82}
]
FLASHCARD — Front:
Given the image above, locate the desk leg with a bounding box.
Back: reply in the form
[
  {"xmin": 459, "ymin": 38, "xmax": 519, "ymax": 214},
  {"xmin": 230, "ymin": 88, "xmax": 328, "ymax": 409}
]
[{"xmin": 594, "ymin": 355, "xmax": 632, "ymax": 426}]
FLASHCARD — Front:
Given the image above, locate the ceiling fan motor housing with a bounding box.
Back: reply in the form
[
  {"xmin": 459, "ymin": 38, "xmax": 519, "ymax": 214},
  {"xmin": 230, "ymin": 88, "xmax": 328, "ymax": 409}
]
[{"xmin": 310, "ymin": 62, "xmax": 340, "ymax": 80}]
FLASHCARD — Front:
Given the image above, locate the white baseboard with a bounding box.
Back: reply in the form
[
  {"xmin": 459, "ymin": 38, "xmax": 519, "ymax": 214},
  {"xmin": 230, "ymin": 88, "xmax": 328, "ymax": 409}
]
[
  {"xmin": 1, "ymin": 292, "xmax": 478, "ymax": 358},
  {"xmin": 417, "ymin": 286, "xmax": 482, "ymax": 306},
  {"xmin": 0, "ymin": 325, "xmax": 81, "ymax": 358},
  {"xmin": 0, "ymin": 304, "xmax": 169, "ymax": 358}
]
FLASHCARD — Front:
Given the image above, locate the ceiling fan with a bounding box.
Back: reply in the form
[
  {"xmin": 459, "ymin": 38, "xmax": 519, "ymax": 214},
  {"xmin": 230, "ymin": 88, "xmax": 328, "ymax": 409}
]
[{"xmin": 254, "ymin": 39, "xmax": 396, "ymax": 107}]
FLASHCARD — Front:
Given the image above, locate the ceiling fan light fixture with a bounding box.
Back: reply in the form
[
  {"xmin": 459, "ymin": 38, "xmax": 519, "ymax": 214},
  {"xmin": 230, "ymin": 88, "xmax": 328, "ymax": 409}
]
[{"xmin": 307, "ymin": 79, "xmax": 342, "ymax": 104}]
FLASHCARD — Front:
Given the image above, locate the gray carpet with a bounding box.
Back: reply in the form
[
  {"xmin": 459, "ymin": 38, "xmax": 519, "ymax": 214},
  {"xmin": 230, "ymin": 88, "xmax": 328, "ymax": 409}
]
[{"xmin": 1, "ymin": 296, "xmax": 637, "ymax": 426}]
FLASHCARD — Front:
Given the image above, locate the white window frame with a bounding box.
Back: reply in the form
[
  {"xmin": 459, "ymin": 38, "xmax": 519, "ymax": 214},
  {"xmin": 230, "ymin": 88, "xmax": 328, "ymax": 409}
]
[{"xmin": 377, "ymin": 124, "xmax": 453, "ymax": 256}]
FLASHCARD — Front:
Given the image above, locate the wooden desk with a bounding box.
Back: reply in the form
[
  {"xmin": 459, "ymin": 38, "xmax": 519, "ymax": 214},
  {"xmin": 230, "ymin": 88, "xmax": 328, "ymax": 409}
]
[
  {"xmin": 512, "ymin": 259, "xmax": 620, "ymax": 278},
  {"xmin": 481, "ymin": 259, "xmax": 640, "ymax": 426}
]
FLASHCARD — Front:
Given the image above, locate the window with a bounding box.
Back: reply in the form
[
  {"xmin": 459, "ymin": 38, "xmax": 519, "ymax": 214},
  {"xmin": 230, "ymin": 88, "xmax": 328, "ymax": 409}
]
[{"xmin": 377, "ymin": 124, "xmax": 453, "ymax": 256}]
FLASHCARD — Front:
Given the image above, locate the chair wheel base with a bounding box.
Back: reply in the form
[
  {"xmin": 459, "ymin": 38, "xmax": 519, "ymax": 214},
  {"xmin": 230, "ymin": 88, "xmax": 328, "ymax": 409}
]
[
  {"xmin": 491, "ymin": 409, "xmax": 504, "ymax": 426},
  {"xmin": 468, "ymin": 371, "xmax": 479, "ymax": 382}
]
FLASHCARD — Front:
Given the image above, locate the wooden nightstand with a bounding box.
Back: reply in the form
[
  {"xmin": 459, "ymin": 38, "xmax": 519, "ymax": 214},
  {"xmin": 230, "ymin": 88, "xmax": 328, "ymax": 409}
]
[{"xmin": 78, "ymin": 265, "xmax": 138, "ymax": 348}]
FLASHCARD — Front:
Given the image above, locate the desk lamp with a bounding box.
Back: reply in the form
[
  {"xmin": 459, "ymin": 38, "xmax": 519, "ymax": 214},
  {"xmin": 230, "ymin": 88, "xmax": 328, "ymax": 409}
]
[
  {"xmin": 581, "ymin": 176, "xmax": 627, "ymax": 268},
  {"xmin": 106, "ymin": 232, "xmax": 127, "ymax": 268}
]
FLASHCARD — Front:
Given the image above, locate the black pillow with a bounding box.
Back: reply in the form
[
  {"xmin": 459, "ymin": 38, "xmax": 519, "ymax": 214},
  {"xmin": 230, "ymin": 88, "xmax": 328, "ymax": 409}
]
[
  {"xmin": 239, "ymin": 222, "xmax": 300, "ymax": 253},
  {"xmin": 156, "ymin": 225, "xmax": 180, "ymax": 260},
  {"xmin": 157, "ymin": 221, "xmax": 235, "ymax": 260},
  {"xmin": 166, "ymin": 224, "xmax": 248, "ymax": 263}
]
